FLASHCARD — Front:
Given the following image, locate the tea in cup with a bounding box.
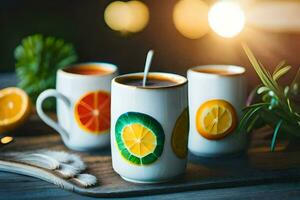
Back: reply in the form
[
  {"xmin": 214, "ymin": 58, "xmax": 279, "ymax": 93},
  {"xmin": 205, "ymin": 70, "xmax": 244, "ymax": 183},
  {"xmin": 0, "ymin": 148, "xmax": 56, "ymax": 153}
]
[
  {"xmin": 187, "ymin": 65, "xmax": 247, "ymax": 157},
  {"xmin": 111, "ymin": 72, "xmax": 189, "ymax": 183},
  {"xmin": 36, "ymin": 62, "xmax": 118, "ymax": 151}
]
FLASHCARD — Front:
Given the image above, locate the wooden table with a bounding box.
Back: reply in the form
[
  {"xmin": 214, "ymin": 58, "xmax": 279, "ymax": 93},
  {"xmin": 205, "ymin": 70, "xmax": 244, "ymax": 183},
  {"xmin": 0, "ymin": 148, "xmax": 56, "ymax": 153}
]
[{"xmin": 1, "ymin": 73, "xmax": 300, "ymax": 200}]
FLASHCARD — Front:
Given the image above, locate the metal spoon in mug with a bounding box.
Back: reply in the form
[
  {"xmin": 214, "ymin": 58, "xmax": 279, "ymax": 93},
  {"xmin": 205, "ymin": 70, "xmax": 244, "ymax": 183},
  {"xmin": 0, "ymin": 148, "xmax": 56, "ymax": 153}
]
[{"xmin": 142, "ymin": 50, "xmax": 154, "ymax": 87}]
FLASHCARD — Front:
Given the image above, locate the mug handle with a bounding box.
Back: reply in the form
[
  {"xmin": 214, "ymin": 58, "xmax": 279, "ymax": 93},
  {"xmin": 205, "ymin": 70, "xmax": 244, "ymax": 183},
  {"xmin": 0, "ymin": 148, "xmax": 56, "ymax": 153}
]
[{"xmin": 36, "ymin": 89, "xmax": 70, "ymax": 143}]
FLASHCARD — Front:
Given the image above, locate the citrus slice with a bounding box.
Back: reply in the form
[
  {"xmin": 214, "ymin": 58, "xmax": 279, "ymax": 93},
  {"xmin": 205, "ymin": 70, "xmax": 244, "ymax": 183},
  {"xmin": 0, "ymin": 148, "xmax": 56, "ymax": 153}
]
[
  {"xmin": 196, "ymin": 99, "xmax": 237, "ymax": 140},
  {"xmin": 115, "ymin": 112, "xmax": 165, "ymax": 165},
  {"xmin": 74, "ymin": 91, "xmax": 110, "ymax": 134},
  {"xmin": 0, "ymin": 87, "xmax": 31, "ymax": 133},
  {"xmin": 171, "ymin": 108, "xmax": 189, "ymax": 159}
]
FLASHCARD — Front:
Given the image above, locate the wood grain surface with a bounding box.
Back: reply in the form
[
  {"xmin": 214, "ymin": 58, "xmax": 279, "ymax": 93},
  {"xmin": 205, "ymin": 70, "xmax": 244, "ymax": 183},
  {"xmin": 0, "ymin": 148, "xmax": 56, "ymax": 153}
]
[{"xmin": 1, "ymin": 114, "xmax": 300, "ymax": 198}]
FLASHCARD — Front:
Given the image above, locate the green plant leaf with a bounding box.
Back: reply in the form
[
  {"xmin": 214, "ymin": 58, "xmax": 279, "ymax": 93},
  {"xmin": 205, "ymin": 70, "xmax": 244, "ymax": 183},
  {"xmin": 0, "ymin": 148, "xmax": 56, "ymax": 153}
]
[
  {"xmin": 291, "ymin": 67, "xmax": 300, "ymax": 95},
  {"xmin": 242, "ymin": 102, "xmax": 269, "ymax": 111},
  {"xmin": 273, "ymin": 60, "xmax": 286, "ymax": 76},
  {"xmin": 257, "ymin": 86, "xmax": 270, "ymax": 94},
  {"xmin": 287, "ymin": 98, "xmax": 293, "ymax": 112},
  {"xmin": 14, "ymin": 34, "xmax": 78, "ymax": 110},
  {"xmin": 294, "ymin": 112, "xmax": 300, "ymax": 122},
  {"xmin": 238, "ymin": 105, "xmax": 265, "ymax": 133},
  {"xmin": 271, "ymin": 120, "xmax": 283, "ymax": 151},
  {"xmin": 273, "ymin": 65, "xmax": 291, "ymax": 81},
  {"xmin": 246, "ymin": 115, "xmax": 260, "ymax": 133},
  {"xmin": 242, "ymin": 43, "xmax": 280, "ymax": 96},
  {"xmin": 284, "ymin": 86, "xmax": 290, "ymax": 97},
  {"xmin": 243, "ymin": 44, "xmax": 300, "ymax": 150}
]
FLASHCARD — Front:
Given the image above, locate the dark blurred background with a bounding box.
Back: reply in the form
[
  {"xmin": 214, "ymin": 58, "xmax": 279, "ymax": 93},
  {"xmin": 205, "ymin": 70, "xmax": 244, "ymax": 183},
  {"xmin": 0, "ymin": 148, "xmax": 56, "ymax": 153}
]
[{"xmin": 0, "ymin": 0, "xmax": 299, "ymax": 89}]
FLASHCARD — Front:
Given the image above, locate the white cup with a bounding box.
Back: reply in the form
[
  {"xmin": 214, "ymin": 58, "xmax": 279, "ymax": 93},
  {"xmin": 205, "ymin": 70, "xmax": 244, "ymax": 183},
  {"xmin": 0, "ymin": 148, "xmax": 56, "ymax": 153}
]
[
  {"xmin": 111, "ymin": 72, "xmax": 189, "ymax": 183},
  {"xmin": 187, "ymin": 65, "xmax": 247, "ymax": 157},
  {"xmin": 36, "ymin": 62, "xmax": 118, "ymax": 151}
]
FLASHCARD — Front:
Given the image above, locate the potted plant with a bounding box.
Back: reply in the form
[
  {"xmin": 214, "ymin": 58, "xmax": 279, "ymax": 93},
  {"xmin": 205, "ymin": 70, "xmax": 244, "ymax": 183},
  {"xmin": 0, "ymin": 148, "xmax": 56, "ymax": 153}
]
[{"xmin": 239, "ymin": 44, "xmax": 300, "ymax": 151}]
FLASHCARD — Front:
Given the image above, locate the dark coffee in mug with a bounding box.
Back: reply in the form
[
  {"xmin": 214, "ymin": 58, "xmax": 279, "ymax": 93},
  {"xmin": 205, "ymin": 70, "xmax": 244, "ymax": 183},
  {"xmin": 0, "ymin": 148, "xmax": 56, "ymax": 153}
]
[{"xmin": 117, "ymin": 74, "xmax": 179, "ymax": 87}]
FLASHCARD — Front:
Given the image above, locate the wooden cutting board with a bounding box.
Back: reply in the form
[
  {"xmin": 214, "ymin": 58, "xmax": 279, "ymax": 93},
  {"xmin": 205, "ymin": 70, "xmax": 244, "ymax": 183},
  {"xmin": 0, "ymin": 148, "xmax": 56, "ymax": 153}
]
[{"xmin": 1, "ymin": 115, "xmax": 300, "ymax": 198}]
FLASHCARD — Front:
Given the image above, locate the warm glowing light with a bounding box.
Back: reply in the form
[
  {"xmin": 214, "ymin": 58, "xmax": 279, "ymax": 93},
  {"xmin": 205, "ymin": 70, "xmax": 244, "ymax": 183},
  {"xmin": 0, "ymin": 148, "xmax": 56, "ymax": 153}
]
[
  {"xmin": 128, "ymin": 1, "xmax": 149, "ymax": 32},
  {"xmin": 247, "ymin": 1, "xmax": 300, "ymax": 33},
  {"xmin": 208, "ymin": 2, "xmax": 245, "ymax": 38},
  {"xmin": 1, "ymin": 136, "xmax": 13, "ymax": 144},
  {"xmin": 104, "ymin": 1, "xmax": 149, "ymax": 33},
  {"xmin": 173, "ymin": 0, "xmax": 209, "ymax": 39}
]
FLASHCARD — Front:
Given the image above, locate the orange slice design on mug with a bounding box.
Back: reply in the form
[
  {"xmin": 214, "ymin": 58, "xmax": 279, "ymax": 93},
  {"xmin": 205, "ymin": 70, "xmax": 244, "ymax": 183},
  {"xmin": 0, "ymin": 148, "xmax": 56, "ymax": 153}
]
[
  {"xmin": 196, "ymin": 99, "xmax": 237, "ymax": 140},
  {"xmin": 75, "ymin": 91, "xmax": 110, "ymax": 134}
]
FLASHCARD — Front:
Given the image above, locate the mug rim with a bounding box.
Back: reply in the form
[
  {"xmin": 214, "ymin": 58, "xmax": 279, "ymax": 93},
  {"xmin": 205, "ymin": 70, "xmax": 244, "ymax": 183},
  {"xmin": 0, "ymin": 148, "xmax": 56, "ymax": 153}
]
[
  {"xmin": 112, "ymin": 72, "xmax": 188, "ymax": 90},
  {"xmin": 188, "ymin": 65, "xmax": 246, "ymax": 77},
  {"xmin": 58, "ymin": 62, "xmax": 118, "ymax": 77}
]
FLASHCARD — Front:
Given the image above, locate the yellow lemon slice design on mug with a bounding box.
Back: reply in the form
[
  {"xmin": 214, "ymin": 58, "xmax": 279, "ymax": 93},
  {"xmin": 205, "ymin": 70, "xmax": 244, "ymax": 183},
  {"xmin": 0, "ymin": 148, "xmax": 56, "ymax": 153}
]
[
  {"xmin": 196, "ymin": 99, "xmax": 237, "ymax": 140},
  {"xmin": 171, "ymin": 108, "xmax": 189, "ymax": 159},
  {"xmin": 115, "ymin": 112, "xmax": 165, "ymax": 165}
]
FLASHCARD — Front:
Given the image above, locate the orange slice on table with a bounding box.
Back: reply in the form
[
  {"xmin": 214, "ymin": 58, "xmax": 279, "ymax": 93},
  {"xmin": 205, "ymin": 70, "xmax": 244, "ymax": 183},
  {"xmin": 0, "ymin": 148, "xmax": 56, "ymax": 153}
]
[
  {"xmin": 0, "ymin": 87, "xmax": 31, "ymax": 133},
  {"xmin": 74, "ymin": 91, "xmax": 110, "ymax": 134},
  {"xmin": 196, "ymin": 99, "xmax": 237, "ymax": 140}
]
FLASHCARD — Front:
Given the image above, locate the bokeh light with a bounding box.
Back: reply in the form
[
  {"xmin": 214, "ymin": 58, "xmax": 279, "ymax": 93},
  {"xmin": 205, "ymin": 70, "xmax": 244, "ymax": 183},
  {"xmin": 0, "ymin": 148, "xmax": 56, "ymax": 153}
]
[
  {"xmin": 246, "ymin": 1, "xmax": 300, "ymax": 33},
  {"xmin": 1, "ymin": 136, "xmax": 13, "ymax": 144},
  {"xmin": 104, "ymin": 1, "xmax": 149, "ymax": 33},
  {"xmin": 208, "ymin": 1, "xmax": 245, "ymax": 38},
  {"xmin": 173, "ymin": 0, "xmax": 210, "ymax": 39}
]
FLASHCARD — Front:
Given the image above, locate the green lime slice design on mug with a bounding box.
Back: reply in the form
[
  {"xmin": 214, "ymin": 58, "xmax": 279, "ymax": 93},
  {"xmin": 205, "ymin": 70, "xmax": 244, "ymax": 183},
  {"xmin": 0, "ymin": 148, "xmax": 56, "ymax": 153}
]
[{"xmin": 115, "ymin": 112, "xmax": 165, "ymax": 165}]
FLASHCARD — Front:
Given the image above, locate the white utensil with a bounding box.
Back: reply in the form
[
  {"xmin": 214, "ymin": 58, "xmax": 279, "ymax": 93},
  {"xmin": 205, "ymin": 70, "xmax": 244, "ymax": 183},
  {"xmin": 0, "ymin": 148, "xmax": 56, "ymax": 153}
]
[{"xmin": 142, "ymin": 50, "xmax": 154, "ymax": 87}]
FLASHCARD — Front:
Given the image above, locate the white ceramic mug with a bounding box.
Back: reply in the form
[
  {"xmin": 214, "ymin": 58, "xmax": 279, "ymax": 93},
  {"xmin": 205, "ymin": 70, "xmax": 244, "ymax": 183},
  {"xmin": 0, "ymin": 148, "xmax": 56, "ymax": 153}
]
[
  {"xmin": 111, "ymin": 72, "xmax": 189, "ymax": 183},
  {"xmin": 36, "ymin": 62, "xmax": 118, "ymax": 151},
  {"xmin": 187, "ymin": 65, "xmax": 247, "ymax": 157}
]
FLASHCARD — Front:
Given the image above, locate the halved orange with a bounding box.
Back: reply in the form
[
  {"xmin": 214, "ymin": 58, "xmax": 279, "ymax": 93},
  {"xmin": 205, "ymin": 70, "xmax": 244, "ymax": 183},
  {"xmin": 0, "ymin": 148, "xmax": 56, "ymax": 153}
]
[
  {"xmin": 196, "ymin": 99, "xmax": 237, "ymax": 140},
  {"xmin": 74, "ymin": 91, "xmax": 110, "ymax": 134},
  {"xmin": 0, "ymin": 87, "xmax": 31, "ymax": 133}
]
